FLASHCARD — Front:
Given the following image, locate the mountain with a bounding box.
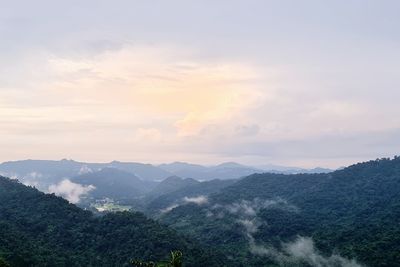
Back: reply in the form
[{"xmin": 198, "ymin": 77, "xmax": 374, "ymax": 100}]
[
  {"xmin": 3, "ymin": 157, "xmax": 399, "ymax": 266},
  {"xmin": 159, "ymin": 161, "xmax": 263, "ymax": 180},
  {"xmin": 207, "ymin": 162, "xmax": 265, "ymax": 179},
  {"xmin": 0, "ymin": 160, "xmax": 173, "ymax": 191},
  {"xmin": 158, "ymin": 162, "xmax": 208, "ymax": 174},
  {"xmin": 0, "ymin": 159, "xmax": 332, "ymax": 191},
  {"xmin": 147, "ymin": 176, "xmax": 200, "ymax": 199},
  {"xmin": 0, "ymin": 175, "xmax": 231, "ymax": 267},
  {"xmin": 304, "ymin": 167, "xmax": 333, "ymax": 173},
  {"xmin": 159, "ymin": 161, "xmax": 333, "ymax": 181},
  {"xmin": 145, "ymin": 178, "xmax": 236, "ymax": 216},
  {"xmin": 255, "ymin": 164, "xmax": 333, "ymax": 174},
  {"xmin": 107, "ymin": 161, "xmax": 172, "ymax": 181},
  {"xmin": 71, "ymin": 168, "xmax": 157, "ymax": 200},
  {"xmin": 160, "ymin": 157, "xmax": 400, "ymax": 267},
  {"xmin": 0, "ymin": 159, "xmax": 88, "ymax": 190}
]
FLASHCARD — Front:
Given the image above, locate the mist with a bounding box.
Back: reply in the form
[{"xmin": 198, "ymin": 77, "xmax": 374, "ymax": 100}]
[{"xmin": 48, "ymin": 179, "xmax": 95, "ymax": 204}]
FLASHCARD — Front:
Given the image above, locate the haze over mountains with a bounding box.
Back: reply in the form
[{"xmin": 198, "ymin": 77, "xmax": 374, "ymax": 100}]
[
  {"xmin": 70, "ymin": 168, "xmax": 158, "ymax": 200},
  {"xmin": 0, "ymin": 159, "xmax": 332, "ymax": 190},
  {"xmin": 1, "ymin": 156, "xmax": 399, "ymax": 266}
]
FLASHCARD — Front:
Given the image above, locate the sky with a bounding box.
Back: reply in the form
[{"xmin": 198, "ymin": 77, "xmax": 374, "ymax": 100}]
[{"xmin": 1, "ymin": 0, "xmax": 399, "ymax": 168}]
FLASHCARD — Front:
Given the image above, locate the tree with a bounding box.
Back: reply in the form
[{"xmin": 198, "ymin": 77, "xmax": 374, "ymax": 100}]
[
  {"xmin": 131, "ymin": 250, "xmax": 183, "ymax": 267},
  {"xmin": 0, "ymin": 258, "xmax": 10, "ymax": 267}
]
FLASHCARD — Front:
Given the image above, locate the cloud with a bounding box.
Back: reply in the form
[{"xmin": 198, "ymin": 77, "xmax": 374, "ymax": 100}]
[
  {"xmin": 48, "ymin": 179, "xmax": 95, "ymax": 204},
  {"xmin": 183, "ymin": 195, "xmax": 208, "ymax": 205},
  {"xmin": 25, "ymin": 171, "xmax": 43, "ymax": 179},
  {"xmin": 235, "ymin": 124, "xmax": 260, "ymax": 137},
  {"xmin": 208, "ymin": 198, "xmax": 362, "ymax": 267},
  {"xmin": 20, "ymin": 172, "xmax": 43, "ymax": 188},
  {"xmin": 43, "ymin": 45, "xmax": 260, "ymax": 137},
  {"xmin": 1, "ymin": 1, "xmax": 400, "ymax": 168},
  {"xmin": 134, "ymin": 128, "xmax": 162, "ymax": 142},
  {"xmin": 0, "ymin": 171, "xmax": 40, "ymax": 186},
  {"xmin": 223, "ymin": 198, "xmax": 298, "ymax": 217},
  {"xmin": 283, "ymin": 237, "xmax": 363, "ymax": 267},
  {"xmin": 5, "ymin": 171, "xmax": 44, "ymax": 183},
  {"xmin": 208, "ymin": 198, "xmax": 297, "ymax": 239},
  {"xmin": 160, "ymin": 204, "xmax": 180, "ymax": 214},
  {"xmin": 78, "ymin": 165, "xmax": 93, "ymax": 175},
  {"xmin": 237, "ymin": 219, "xmax": 260, "ymax": 235},
  {"xmin": 160, "ymin": 195, "xmax": 209, "ymax": 214},
  {"xmin": 0, "ymin": 44, "xmax": 266, "ymax": 164},
  {"xmin": 250, "ymin": 236, "xmax": 363, "ymax": 267},
  {"xmin": 2, "ymin": 41, "xmax": 399, "ymax": 168}
]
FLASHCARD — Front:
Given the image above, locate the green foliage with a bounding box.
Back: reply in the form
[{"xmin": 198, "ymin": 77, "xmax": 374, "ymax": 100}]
[
  {"xmin": 170, "ymin": 251, "xmax": 183, "ymax": 267},
  {"xmin": 144, "ymin": 179, "xmax": 235, "ymax": 216},
  {"xmin": 2, "ymin": 157, "xmax": 400, "ymax": 266},
  {"xmin": 0, "ymin": 258, "xmax": 10, "ymax": 267},
  {"xmin": 71, "ymin": 167, "xmax": 157, "ymax": 200},
  {"xmin": 0, "ymin": 177, "xmax": 230, "ymax": 267},
  {"xmin": 161, "ymin": 157, "xmax": 400, "ymax": 267},
  {"xmin": 132, "ymin": 250, "xmax": 183, "ymax": 267}
]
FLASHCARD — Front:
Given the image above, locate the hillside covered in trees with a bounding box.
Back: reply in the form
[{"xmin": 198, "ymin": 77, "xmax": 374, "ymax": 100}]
[
  {"xmin": 160, "ymin": 157, "xmax": 400, "ymax": 267},
  {"xmin": 0, "ymin": 176, "xmax": 230, "ymax": 267},
  {"xmin": 1, "ymin": 157, "xmax": 400, "ymax": 266}
]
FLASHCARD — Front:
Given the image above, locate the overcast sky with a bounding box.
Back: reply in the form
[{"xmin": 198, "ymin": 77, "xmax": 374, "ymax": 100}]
[{"xmin": 1, "ymin": 0, "xmax": 399, "ymax": 168}]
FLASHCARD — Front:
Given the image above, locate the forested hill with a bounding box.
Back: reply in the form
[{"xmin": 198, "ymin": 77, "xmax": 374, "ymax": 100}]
[
  {"xmin": 0, "ymin": 176, "xmax": 229, "ymax": 267},
  {"xmin": 161, "ymin": 157, "xmax": 400, "ymax": 267}
]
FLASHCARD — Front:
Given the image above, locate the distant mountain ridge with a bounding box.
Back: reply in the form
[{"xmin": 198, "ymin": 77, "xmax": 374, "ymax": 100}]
[
  {"xmin": 158, "ymin": 161, "xmax": 333, "ymax": 180},
  {"xmin": 70, "ymin": 168, "xmax": 158, "ymax": 200},
  {"xmin": 148, "ymin": 176, "xmax": 200, "ymax": 199},
  {"xmin": 0, "ymin": 159, "xmax": 332, "ymax": 184},
  {"xmin": 157, "ymin": 161, "xmax": 263, "ymax": 180}
]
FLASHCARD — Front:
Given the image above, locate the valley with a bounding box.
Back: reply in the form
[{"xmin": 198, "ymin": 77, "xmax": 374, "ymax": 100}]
[{"xmin": 1, "ymin": 157, "xmax": 399, "ymax": 266}]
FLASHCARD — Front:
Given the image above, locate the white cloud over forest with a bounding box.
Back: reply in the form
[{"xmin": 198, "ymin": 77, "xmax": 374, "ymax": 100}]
[{"xmin": 48, "ymin": 179, "xmax": 95, "ymax": 204}]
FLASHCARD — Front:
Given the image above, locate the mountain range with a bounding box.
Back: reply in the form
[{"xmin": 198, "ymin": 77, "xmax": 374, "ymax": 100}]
[
  {"xmin": 0, "ymin": 175, "xmax": 230, "ymax": 267},
  {"xmin": 0, "ymin": 159, "xmax": 332, "ymax": 187},
  {"xmin": 2, "ymin": 157, "xmax": 398, "ymax": 266},
  {"xmin": 159, "ymin": 157, "xmax": 400, "ymax": 267}
]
